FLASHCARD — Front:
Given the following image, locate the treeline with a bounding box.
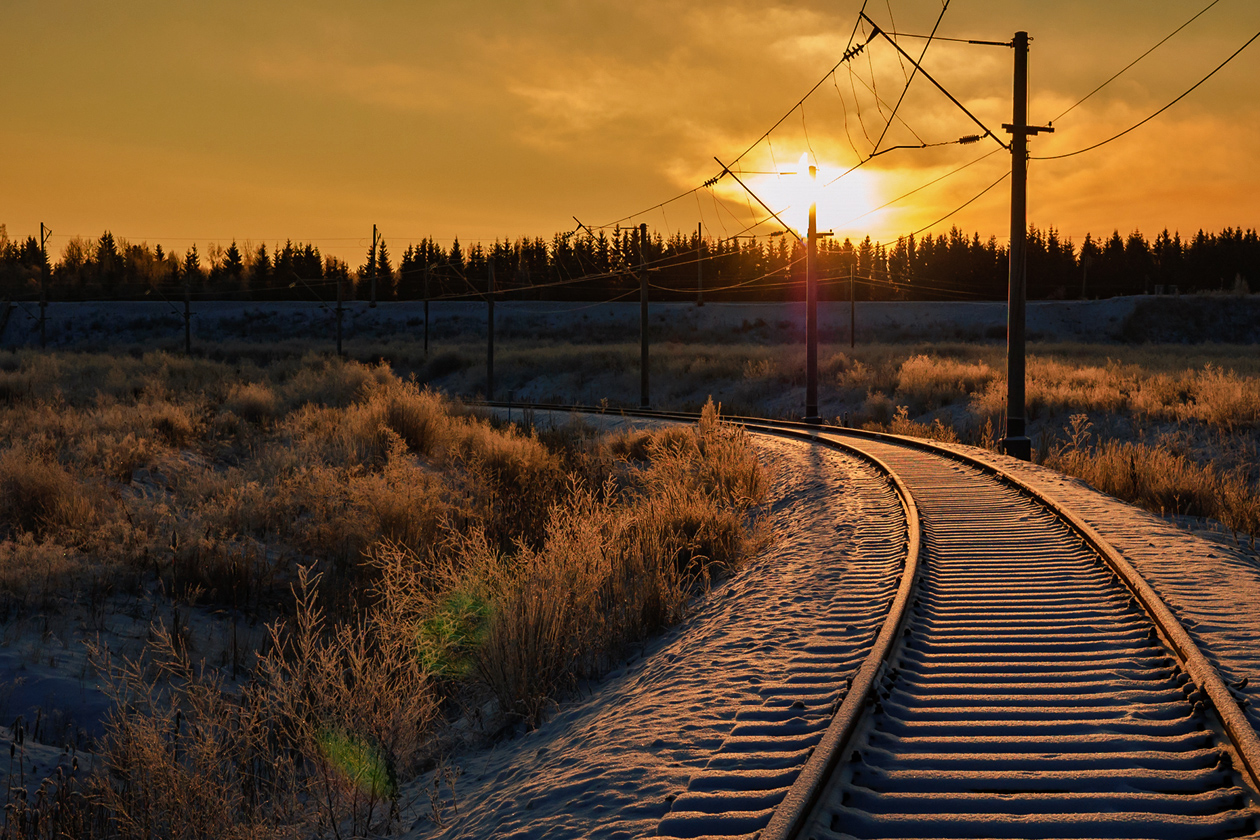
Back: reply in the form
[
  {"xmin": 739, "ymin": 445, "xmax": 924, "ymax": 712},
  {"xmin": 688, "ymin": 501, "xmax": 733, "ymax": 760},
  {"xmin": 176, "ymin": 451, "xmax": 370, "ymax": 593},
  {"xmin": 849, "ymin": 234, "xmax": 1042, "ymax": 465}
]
[{"xmin": 1, "ymin": 223, "xmax": 1256, "ymax": 303}]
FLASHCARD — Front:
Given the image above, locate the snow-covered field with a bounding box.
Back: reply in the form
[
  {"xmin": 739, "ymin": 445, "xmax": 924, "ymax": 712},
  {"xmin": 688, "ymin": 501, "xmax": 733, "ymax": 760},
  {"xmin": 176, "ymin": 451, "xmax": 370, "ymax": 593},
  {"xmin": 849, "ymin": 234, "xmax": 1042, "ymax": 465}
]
[
  {"xmin": 1, "ymin": 297, "xmax": 1142, "ymax": 350},
  {"xmin": 3, "ymin": 296, "xmax": 1260, "ymax": 836}
]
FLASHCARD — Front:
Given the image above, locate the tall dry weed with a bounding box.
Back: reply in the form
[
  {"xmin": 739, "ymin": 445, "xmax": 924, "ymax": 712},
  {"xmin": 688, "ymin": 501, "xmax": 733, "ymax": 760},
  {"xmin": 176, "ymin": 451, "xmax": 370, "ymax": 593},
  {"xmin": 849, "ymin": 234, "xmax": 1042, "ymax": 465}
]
[
  {"xmin": 1045, "ymin": 414, "xmax": 1260, "ymax": 544},
  {"xmin": 88, "ymin": 564, "xmax": 440, "ymax": 840},
  {"xmin": 894, "ymin": 354, "xmax": 997, "ymax": 414}
]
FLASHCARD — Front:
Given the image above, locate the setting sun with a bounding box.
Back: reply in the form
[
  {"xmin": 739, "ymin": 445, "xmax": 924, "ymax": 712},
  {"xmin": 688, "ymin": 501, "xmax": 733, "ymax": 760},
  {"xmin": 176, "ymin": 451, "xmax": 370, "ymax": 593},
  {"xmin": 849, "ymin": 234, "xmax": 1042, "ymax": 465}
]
[{"xmin": 719, "ymin": 152, "xmax": 883, "ymax": 241}]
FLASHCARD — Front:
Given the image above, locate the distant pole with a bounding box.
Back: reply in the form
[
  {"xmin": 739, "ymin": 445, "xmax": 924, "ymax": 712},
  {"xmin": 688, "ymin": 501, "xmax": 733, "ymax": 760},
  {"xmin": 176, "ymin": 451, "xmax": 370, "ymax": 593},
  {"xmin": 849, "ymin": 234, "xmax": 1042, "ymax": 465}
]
[
  {"xmin": 423, "ymin": 263, "xmax": 430, "ymax": 356},
  {"xmin": 487, "ymin": 261, "xmax": 495, "ymax": 401},
  {"xmin": 999, "ymin": 30, "xmax": 1051, "ymax": 461},
  {"xmin": 805, "ymin": 165, "xmax": 820, "ymax": 423},
  {"xmin": 369, "ymin": 224, "xmax": 378, "ymax": 308},
  {"xmin": 183, "ymin": 281, "xmax": 192, "ymax": 355},
  {"xmin": 639, "ymin": 222, "xmax": 649, "ymax": 409},
  {"xmin": 336, "ymin": 273, "xmax": 344, "ymax": 355},
  {"xmin": 39, "ymin": 223, "xmax": 50, "ymax": 349},
  {"xmin": 697, "ymin": 221, "xmax": 704, "ymax": 307},
  {"xmin": 850, "ymin": 263, "xmax": 856, "ymax": 349}
]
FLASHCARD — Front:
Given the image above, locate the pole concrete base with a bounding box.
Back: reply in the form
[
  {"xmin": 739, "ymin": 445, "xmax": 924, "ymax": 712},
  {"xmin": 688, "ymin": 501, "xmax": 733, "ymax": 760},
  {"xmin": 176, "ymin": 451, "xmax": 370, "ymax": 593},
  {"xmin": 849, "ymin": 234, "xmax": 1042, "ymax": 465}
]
[{"xmin": 999, "ymin": 436, "xmax": 1032, "ymax": 461}]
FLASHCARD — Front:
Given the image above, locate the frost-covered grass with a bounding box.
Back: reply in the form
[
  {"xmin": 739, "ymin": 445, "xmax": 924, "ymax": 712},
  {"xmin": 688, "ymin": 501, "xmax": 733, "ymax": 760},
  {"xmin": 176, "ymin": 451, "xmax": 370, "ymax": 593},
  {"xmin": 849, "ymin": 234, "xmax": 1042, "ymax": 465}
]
[
  {"xmin": 0, "ymin": 350, "xmax": 766, "ymax": 838},
  {"xmin": 364, "ymin": 337, "xmax": 1260, "ymax": 543}
]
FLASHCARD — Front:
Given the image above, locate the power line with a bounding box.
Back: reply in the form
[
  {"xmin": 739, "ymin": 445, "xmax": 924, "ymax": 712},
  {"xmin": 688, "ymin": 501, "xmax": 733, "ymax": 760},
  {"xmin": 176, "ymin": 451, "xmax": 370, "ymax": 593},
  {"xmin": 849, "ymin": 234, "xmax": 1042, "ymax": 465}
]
[
  {"xmin": 901, "ymin": 170, "xmax": 1010, "ymax": 239},
  {"xmin": 596, "ymin": 5, "xmax": 885, "ymax": 230},
  {"xmin": 879, "ymin": 32, "xmax": 1010, "ymax": 47},
  {"xmin": 862, "ymin": 13, "xmax": 1008, "ymax": 151},
  {"xmin": 593, "ymin": 185, "xmax": 705, "ymax": 230},
  {"xmin": 1035, "ymin": 28, "xmax": 1260, "ymax": 160},
  {"xmin": 870, "ymin": 1, "xmax": 951, "ymax": 154},
  {"xmin": 1051, "ymin": 0, "xmax": 1226, "ymax": 124},
  {"xmin": 835, "ymin": 147, "xmax": 1003, "ymax": 227},
  {"xmin": 729, "ymin": 31, "xmax": 877, "ymax": 169}
]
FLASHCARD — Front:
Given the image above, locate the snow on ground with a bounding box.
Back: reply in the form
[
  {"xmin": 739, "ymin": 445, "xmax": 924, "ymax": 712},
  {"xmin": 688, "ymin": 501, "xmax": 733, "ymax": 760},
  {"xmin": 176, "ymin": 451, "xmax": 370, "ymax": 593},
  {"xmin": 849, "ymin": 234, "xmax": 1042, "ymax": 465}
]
[
  {"xmin": 1, "ymin": 298, "xmax": 1143, "ymax": 349},
  {"xmin": 936, "ymin": 441, "xmax": 1260, "ymax": 729},
  {"xmin": 400, "ymin": 431, "xmax": 904, "ymax": 839}
]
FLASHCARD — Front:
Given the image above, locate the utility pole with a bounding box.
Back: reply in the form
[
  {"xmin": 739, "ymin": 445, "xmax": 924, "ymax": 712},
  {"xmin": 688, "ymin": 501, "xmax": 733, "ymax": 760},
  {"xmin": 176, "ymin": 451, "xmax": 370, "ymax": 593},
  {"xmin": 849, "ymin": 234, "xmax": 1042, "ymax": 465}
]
[
  {"xmin": 423, "ymin": 263, "xmax": 430, "ymax": 356},
  {"xmin": 805, "ymin": 165, "xmax": 820, "ymax": 423},
  {"xmin": 39, "ymin": 223, "xmax": 50, "ymax": 349},
  {"xmin": 850, "ymin": 263, "xmax": 856, "ymax": 349},
  {"xmin": 639, "ymin": 223, "xmax": 649, "ymax": 409},
  {"xmin": 183, "ymin": 280, "xmax": 192, "ymax": 355},
  {"xmin": 697, "ymin": 222, "xmax": 704, "ymax": 307},
  {"xmin": 487, "ymin": 261, "xmax": 495, "ymax": 401},
  {"xmin": 999, "ymin": 30, "xmax": 1053, "ymax": 461},
  {"xmin": 336, "ymin": 273, "xmax": 344, "ymax": 355},
  {"xmin": 369, "ymin": 224, "xmax": 378, "ymax": 308}
]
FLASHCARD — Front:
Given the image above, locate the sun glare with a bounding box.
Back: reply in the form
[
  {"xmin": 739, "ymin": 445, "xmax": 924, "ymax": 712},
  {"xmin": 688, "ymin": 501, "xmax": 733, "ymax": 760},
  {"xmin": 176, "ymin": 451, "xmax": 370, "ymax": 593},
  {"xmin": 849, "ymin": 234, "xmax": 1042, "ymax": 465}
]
[{"xmin": 723, "ymin": 153, "xmax": 882, "ymax": 241}]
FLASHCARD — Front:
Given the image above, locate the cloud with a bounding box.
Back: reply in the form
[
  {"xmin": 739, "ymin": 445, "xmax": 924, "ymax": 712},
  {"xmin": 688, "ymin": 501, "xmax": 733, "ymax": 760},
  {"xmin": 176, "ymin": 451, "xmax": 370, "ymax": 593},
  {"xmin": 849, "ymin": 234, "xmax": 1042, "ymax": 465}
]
[{"xmin": 250, "ymin": 51, "xmax": 455, "ymax": 114}]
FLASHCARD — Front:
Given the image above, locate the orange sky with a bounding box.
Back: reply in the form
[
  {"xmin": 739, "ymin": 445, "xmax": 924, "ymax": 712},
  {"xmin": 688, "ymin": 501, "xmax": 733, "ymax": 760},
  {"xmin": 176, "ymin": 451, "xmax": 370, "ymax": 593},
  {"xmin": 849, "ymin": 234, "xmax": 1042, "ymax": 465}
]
[{"xmin": 4, "ymin": 1, "xmax": 1259, "ymax": 264}]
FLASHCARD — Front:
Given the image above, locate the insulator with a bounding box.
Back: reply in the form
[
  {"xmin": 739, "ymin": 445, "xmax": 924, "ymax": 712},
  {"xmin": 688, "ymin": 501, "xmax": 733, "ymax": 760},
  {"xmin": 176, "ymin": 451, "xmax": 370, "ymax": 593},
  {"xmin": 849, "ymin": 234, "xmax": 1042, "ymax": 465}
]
[{"xmin": 958, "ymin": 134, "xmax": 982, "ymax": 145}]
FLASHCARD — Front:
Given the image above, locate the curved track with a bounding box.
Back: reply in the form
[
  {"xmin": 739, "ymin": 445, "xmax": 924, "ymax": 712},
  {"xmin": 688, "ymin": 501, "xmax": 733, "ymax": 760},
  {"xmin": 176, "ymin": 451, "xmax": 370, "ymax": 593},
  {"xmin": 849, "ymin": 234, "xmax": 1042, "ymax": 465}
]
[
  {"xmin": 782, "ymin": 434, "xmax": 1259, "ymax": 840},
  {"xmin": 487, "ymin": 404, "xmax": 1260, "ymax": 839}
]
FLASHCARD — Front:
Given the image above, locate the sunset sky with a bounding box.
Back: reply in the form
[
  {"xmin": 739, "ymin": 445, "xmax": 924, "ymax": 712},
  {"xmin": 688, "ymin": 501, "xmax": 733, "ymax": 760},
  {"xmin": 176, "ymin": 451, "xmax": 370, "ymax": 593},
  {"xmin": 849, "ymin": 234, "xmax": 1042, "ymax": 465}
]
[{"xmin": 5, "ymin": 0, "xmax": 1259, "ymax": 264}]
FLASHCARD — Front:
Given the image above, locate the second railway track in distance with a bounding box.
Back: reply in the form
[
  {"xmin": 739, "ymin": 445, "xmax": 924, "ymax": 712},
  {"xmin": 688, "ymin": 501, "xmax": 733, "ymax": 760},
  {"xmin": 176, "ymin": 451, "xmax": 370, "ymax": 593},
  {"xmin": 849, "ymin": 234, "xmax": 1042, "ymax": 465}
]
[{"xmin": 488, "ymin": 403, "xmax": 1260, "ymax": 839}]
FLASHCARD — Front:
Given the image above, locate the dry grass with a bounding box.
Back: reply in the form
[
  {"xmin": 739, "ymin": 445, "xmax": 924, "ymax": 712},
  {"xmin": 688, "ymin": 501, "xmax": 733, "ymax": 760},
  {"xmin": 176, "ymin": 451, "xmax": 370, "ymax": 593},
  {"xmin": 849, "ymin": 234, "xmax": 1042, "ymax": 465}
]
[
  {"xmin": 0, "ymin": 350, "xmax": 768, "ymax": 838},
  {"xmin": 1044, "ymin": 415, "xmax": 1260, "ymax": 547}
]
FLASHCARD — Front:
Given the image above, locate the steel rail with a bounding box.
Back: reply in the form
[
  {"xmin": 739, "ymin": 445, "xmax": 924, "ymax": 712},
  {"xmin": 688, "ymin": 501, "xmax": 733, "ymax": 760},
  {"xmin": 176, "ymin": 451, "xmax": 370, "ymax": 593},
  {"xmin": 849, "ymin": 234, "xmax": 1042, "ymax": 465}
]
[{"xmin": 477, "ymin": 400, "xmax": 1260, "ymax": 834}]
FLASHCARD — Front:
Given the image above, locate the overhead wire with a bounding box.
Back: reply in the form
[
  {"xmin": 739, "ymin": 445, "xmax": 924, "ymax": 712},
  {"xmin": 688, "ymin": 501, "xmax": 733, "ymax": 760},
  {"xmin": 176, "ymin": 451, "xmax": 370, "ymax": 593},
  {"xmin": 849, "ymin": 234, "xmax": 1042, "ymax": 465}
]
[
  {"xmin": 1035, "ymin": 27, "xmax": 1260, "ymax": 160},
  {"xmin": 870, "ymin": 1, "xmax": 950, "ymax": 154},
  {"xmin": 574, "ymin": 3, "xmax": 883, "ymax": 237},
  {"xmin": 833, "ymin": 71, "xmax": 865, "ymax": 159},
  {"xmin": 847, "ymin": 63, "xmax": 878, "ymax": 147},
  {"xmin": 846, "ymin": 61, "xmax": 928, "ymax": 144},
  {"xmin": 885, "ymin": 0, "xmax": 911, "ymax": 82},
  {"xmin": 863, "ymin": 19, "xmax": 888, "ymax": 121},
  {"xmin": 835, "ymin": 147, "xmax": 1003, "ymax": 226},
  {"xmin": 1051, "ymin": 0, "xmax": 1225, "ymax": 124},
  {"xmin": 802, "ymin": 104, "xmax": 818, "ymax": 167},
  {"xmin": 906, "ymin": 170, "xmax": 1010, "ymax": 238},
  {"xmin": 727, "ymin": 9, "xmax": 876, "ymax": 169}
]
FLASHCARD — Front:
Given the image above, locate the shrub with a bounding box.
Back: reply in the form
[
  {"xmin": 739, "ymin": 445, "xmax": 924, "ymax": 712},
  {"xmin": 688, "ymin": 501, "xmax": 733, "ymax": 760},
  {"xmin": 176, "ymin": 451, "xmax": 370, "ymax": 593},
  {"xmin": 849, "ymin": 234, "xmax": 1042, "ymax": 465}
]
[
  {"xmin": 1044, "ymin": 415, "xmax": 1260, "ymax": 545},
  {"xmin": 862, "ymin": 405, "xmax": 960, "ymax": 444},
  {"xmin": 148, "ymin": 402, "xmax": 196, "ymax": 447},
  {"xmin": 0, "ymin": 449, "xmax": 89, "ymax": 537},
  {"xmin": 474, "ymin": 402, "xmax": 766, "ymax": 726},
  {"xmin": 863, "ymin": 391, "xmax": 894, "ymax": 425},
  {"xmin": 895, "ymin": 354, "xmax": 997, "ymax": 413},
  {"xmin": 88, "ymin": 565, "xmax": 441, "ymax": 840},
  {"xmin": 380, "ymin": 382, "xmax": 448, "ymax": 456},
  {"xmin": 222, "ymin": 381, "xmax": 279, "ymax": 424}
]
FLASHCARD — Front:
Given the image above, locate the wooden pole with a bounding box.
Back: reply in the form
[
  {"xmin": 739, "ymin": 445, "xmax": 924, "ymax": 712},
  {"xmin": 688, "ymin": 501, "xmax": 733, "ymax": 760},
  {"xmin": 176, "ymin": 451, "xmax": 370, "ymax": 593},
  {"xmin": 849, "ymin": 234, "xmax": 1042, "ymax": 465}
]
[
  {"xmin": 850, "ymin": 263, "xmax": 856, "ymax": 349},
  {"xmin": 805, "ymin": 166, "xmax": 819, "ymax": 423},
  {"xmin": 697, "ymin": 221, "xmax": 704, "ymax": 307},
  {"xmin": 369, "ymin": 224, "xmax": 378, "ymax": 308},
  {"xmin": 39, "ymin": 223, "xmax": 49, "ymax": 349},
  {"xmin": 639, "ymin": 223, "xmax": 649, "ymax": 408},
  {"xmin": 336, "ymin": 272, "xmax": 344, "ymax": 355},
  {"xmin": 1000, "ymin": 31, "xmax": 1035, "ymax": 460},
  {"xmin": 487, "ymin": 261, "xmax": 495, "ymax": 401},
  {"xmin": 996, "ymin": 32, "xmax": 1051, "ymax": 457}
]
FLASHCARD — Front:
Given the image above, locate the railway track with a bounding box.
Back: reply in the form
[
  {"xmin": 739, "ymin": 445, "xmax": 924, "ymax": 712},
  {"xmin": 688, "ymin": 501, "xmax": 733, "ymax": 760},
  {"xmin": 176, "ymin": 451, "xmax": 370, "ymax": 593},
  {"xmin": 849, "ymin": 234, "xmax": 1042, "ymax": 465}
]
[{"xmin": 488, "ymin": 403, "xmax": 1260, "ymax": 839}]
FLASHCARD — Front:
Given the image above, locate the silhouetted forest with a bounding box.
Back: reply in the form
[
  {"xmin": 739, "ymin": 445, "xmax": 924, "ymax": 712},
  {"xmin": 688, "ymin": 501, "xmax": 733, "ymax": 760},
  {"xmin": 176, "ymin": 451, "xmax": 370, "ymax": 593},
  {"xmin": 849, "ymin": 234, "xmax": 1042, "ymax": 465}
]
[{"xmin": 1, "ymin": 224, "xmax": 1256, "ymax": 303}]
